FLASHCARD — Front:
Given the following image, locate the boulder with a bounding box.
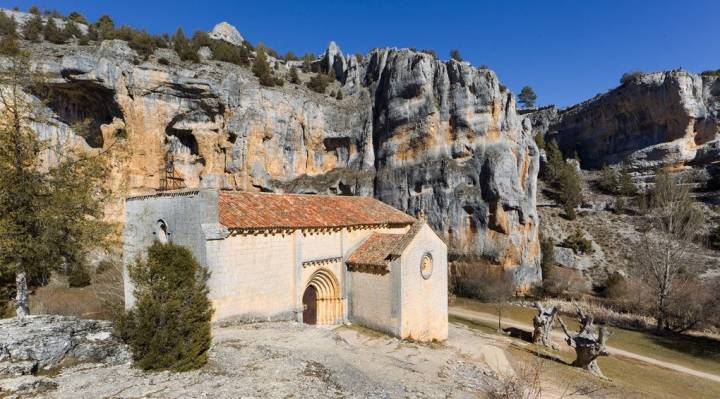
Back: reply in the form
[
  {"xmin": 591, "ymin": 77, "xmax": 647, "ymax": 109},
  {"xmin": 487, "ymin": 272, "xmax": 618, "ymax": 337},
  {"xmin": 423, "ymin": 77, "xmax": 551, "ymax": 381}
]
[
  {"xmin": 0, "ymin": 316, "xmax": 129, "ymax": 377},
  {"xmin": 553, "ymin": 246, "xmax": 593, "ymax": 271},
  {"xmin": 209, "ymin": 22, "xmax": 244, "ymax": 46},
  {"xmin": 198, "ymin": 46, "xmax": 213, "ymax": 61},
  {"xmin": 0, "ymin": 375, "xmax": 58, "ymax": 397}
]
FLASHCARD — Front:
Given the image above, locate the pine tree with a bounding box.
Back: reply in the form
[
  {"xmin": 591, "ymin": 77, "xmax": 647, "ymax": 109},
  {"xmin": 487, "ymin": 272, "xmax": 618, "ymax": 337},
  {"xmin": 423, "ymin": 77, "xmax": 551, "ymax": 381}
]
[
  {"xmin": 0, "ymin": 10, "xmax": 18, "ymax": 37},
  {"xmin": 43, "ymin": 17, "xmax": 66, "ymax": 44},
  {"xmin": 618, "ymin": 166, "xmax": 638, "ymax": 196},
  {"xmin": 62, "ymin": 20, "xmax": 82, "ymax": 41},
  {"xmin": 252, "ymin": 44, "xmax": 275, "ymax": 87},
  {"xmin": 94, "ymin": 15, "xmax": 115, "ymax": 40},
  {"xmin": 288, "ymin": 66, "xmax": 300, "ymax": 84},
  {"xmin": 22, "ymin": 14, "xmax": 44, "ymax": 42},
  {"xmin": 28, "ymin": 5, "xmax": 41, "ymax": 15},
  {"xmin": 543, "ymin": 139, "xmax": 564, "ymax": 182},
  {"xmin": 67, "ymin": 11, "xmax": 88, "ymax": 25},
  {"xmin": 306, "ymin": 73, "xmax": 332, "ymax": 93},
  {"xmin": 518, "ymin": 86, "xmax": 537, "ymax": 109},
  {"xmin": 556, "ymin": 163, "xmax": 583, "ymax": 220},
  {"xmin": 336, "ymin": 90, "xmax": 343, "ymax": 100},
  {"xmin": 118, "ymin": 242, "xmax": 213, "ymax": 371},
  {"xmin": 0, "ymin": 47, "xmax": 115, "ymax": 317},
  {"xmin": 173, "ymin": 27, "xmax": 198, "ymax": 62},
  {"xmin": 533, "ymin": 132, "xmax": 545, "ymax": 150},
  {"xmin": 598, "ymin": 164, "xmax": 619, "ymax": 194},
  {"xmin": 450, "ymin": 49, "xmax": 463, "ymax": 62}
]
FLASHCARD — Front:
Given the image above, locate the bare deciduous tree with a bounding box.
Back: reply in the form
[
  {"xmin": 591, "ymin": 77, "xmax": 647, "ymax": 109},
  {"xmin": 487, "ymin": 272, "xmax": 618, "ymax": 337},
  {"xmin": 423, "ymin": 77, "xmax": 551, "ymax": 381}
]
[
  {"xmin": 558, "ymin": 304, "xmax": 611, "ymax": 377},
  {"xmin": 532, "ymin": 302, "xmax": 558, "ymax": 349},
  {"xmin": 634, "ymin": 171, "xmax": 703, "ymax": 331}
]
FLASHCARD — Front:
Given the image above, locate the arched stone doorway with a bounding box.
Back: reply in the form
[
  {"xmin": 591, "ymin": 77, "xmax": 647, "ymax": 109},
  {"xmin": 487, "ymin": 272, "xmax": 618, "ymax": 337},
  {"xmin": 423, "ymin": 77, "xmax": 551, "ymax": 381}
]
[{"xmin": 302, "ymin": 269, "xmax": 343, "ymax": 325}]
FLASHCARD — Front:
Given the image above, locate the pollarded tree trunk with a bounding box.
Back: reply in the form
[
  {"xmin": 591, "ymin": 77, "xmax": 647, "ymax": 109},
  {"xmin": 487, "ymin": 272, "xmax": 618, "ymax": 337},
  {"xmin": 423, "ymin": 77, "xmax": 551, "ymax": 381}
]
[
  {"xmin": 532, "ymin": 301, "xmax": 558, "ymax": 349},
  {"xmin": 558, "ymin": 304, "xmax": 612, "ymax": 378},
  {"xmin": 15, "ymin": 271, "xmax": 29, "ymax": 318}
]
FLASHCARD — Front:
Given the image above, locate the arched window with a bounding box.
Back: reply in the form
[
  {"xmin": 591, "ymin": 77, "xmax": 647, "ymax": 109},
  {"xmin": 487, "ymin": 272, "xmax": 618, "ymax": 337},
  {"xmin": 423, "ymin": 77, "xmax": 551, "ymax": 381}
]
[{"xmin": 155, "ymin": 220, "xmax": 169, "ymax": 243}]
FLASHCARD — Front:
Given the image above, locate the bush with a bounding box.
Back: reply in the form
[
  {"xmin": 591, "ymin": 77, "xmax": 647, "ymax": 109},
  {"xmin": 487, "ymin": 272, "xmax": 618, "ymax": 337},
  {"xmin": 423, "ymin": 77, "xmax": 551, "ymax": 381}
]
[
  {"xmin": 67, "ymin": 264, "xmax": 91, "ymax": 287},
  {"xmin": 210, "ymin": 39, "xmax": 250, "ymax": 66},
  {"xmin": 67, "ymin": 11, "xmax": 88, "ymax": 25},
  {"xmin": 288, "ymin": 66, "xmax": 300, "ymax": 84},
  {"xmin": 449, "ymin": 49, "xmax": 463, "ymax": 62},
  {"xmin": 62, "ymin": 20, "xmax": 83, "ymax": 41},
  {"xmin": 537, "ymin": 267, "xmax": 588, "ymax": 299},
  {"xmin": 556, "ymin": 164, "xmax": 583, "ymax": 220},
  {"xmin": 173, "ymin": 27, "xmax": 198, "ymax": 62},
  {"xmin": 116, "ymin": 242, "xmax": 213, "ymax": 371},
  {"xmin": 603, "ymin": 273, "xmax": 628, "ymax": 299},
  {"xmin": 597, "ymin": 164, "xmax": 618, "ymax": 194},
  {"xmin": 94, "ymin": 15, "xmax": 115, "ymax": 40},
  {"xmin": 115, "ymin": 25, "xmax": 158, "ymax": 59},
  {"xmin": 336, "ymin": 90, "xmax": 343, "ymax": 100},
  {"xmin": 700, "ymin": 69, "xmax": 720, "ymax": 77},
  {"xmin": 451, "ymin": 261, "xmax": 514, "ymax": 302},
  {"xmin": 306, "ymin": 72, "xmax": 333, "ymax": 93},
  {"xmin": 43, "ymin": 17, "xmax": 67, "ymax": 44},
  {"xmin": 252, "ymin": 44, "xmax": 275, "ymax": 87},
  {"xmin": 533, "ymin": 132, "xmax": 545, "ymax": 150},
  {"xmin": 22, "ymin": 14, "xmax": 44, "ymax": 42},
  {"xmin": 620, "ymin": 70, "xmax": 644, "ymax": 84},
  {"xmin": 561, "ymin": 230, "xmax": 594, "ymax": 255},
  {"xmin": 540, "ymin": 237, "xmax": 555, "ymax": 280},
  {"xmin": 598, "ymin": 164, "xmax": 637, "ymax": 196},
  {"xmin": 0, "ymin": 10, "xmax": 18, "ymax": 37}
]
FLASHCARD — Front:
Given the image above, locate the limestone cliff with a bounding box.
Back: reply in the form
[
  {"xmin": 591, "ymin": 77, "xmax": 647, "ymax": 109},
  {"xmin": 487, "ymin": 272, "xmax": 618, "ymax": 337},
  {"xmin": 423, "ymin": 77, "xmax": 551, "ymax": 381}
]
[
  {"xmin": 4, "ymin": 27, "xmax": 541, "ymax": 285},
  {"xmin": 530, "ymin": 71, "xmax": 720, "ymax": 176}
]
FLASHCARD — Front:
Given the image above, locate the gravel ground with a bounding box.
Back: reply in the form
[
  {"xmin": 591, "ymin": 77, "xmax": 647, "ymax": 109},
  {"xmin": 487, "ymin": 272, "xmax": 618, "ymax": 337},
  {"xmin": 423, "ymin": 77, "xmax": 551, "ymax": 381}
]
[{"xmin": 8, "ymin": 321, "xmax": 509, "ymax": 399}]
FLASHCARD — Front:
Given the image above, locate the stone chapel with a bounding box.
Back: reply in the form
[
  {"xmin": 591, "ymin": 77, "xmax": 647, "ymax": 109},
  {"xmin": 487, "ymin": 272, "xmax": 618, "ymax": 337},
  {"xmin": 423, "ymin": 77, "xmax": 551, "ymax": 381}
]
[{"xmin": 123, "ymin": 189, "xmax": 448, "ymax": 341}]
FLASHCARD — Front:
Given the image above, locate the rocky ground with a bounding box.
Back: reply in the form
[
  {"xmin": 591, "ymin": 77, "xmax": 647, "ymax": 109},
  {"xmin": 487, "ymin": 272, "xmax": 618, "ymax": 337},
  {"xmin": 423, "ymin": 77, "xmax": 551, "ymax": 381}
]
[
  {"xmin": 0, "ymin": 316, "xmax": 522, "ymax": 398},
  {"xmin": 537, "ymin": 172, "xmax": 720, "ymax": 288}
]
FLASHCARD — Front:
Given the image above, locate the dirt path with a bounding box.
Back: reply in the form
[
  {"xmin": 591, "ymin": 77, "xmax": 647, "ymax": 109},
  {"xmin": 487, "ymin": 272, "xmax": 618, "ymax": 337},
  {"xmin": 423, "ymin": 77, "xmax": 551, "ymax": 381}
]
[{"xmin": 449, "ymin": 306, "xmax": 720, "ymax": 384}]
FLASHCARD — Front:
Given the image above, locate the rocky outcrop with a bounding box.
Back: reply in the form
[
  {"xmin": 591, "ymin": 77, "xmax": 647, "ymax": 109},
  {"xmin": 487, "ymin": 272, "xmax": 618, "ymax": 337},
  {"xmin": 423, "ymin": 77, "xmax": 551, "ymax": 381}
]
[
  {"xmin": 0, "ymin": 316, "xmax": 129, "ymax": 377},
  {"xmin": 528, "ymin": 71, "xmax": 720, "ymax": 175},
  {"xmin": 209, "ymin": 22, "xmax": 245, "ymax": 46},
  {"xmin": 4, "ymin": 24, "xmax": 541, "ymax": 285}
]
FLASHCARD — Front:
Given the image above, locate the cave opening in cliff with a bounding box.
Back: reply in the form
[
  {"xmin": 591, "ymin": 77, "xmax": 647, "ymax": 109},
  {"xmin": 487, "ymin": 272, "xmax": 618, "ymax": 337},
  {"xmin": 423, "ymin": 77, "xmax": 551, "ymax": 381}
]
[
  {"xmin": 166, "ymin": 127, "xmax": 199, "ymax": 156},
  {"xmin": 32, "ymin": 80, "xmax": 123, "ymax": 149}
]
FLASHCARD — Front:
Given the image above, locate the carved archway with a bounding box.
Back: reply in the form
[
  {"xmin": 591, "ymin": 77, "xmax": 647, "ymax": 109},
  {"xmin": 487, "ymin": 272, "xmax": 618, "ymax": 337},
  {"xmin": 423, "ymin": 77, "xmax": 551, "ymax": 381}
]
[{"xmin": 303, "ymin": 269, "xmax": 343, "ymax": 325}]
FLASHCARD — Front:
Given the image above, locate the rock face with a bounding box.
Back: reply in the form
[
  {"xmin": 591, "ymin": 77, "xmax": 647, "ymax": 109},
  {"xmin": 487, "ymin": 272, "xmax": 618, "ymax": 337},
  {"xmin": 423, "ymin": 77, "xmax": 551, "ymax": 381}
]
[
  {"xmin": 4, "ymin": 28, "xmax": 541, "ymax": 285},
  {"xmin": 209, "ymin": 22, "xmax": 245, "ymax": 46},
  {"xmin": 0, "ymin": 316, "xmax": 129, "ymax": 377},
  {"xmin": 528, "ymin": 71, "xmax": 720, "ymax": 174}
]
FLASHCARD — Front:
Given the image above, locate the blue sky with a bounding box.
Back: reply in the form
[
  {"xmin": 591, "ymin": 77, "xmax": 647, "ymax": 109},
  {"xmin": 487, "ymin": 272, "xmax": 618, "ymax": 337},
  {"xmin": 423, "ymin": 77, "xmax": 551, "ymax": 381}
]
[{"xmin": 3, "ymin": 0, "xmax": 719, "ymax": 106}]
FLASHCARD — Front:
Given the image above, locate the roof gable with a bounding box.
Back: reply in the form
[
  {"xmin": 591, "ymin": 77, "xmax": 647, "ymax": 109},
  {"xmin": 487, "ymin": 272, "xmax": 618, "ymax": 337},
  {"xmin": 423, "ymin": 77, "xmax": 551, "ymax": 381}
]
[
  {"xmin": 346, "ymin": 221, "xmax": 424, "ymax": 271},
  {"xmin": 218, "ymin": 191, "xmax": 416, "ymax": 230}
]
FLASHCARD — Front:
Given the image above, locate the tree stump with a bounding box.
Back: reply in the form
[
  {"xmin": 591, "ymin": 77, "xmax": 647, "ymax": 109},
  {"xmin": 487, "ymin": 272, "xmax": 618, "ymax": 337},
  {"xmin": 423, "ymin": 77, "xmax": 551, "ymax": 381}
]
[
  {"xmin": 558, "ymin": 303, "xmax": 611, "ymax": 377},
  {"xmin": 532, "ymin": 301, "xmax": 559, "ymax": 349}
]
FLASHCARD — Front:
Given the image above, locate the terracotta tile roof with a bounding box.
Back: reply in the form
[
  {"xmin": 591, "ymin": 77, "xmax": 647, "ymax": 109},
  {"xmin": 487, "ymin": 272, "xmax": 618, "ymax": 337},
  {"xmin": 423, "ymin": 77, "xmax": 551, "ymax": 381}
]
[
  {"xmin": 346, "ymin": 221, "xmax": 424, "ymax": 268},
  {"xmin": 218, "ymin": 191, "xmax": 416, "ymax": 230}
]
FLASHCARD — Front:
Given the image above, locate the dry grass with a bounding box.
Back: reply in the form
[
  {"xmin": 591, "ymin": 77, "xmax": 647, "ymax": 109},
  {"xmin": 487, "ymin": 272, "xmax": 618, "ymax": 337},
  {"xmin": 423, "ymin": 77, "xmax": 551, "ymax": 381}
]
[
  {"xmin": 28, "ymin": 261, "xmax": 124, "ymax": 320},
  {"xmin": 454, "ymin": 298, "xmax": 720, "ymax": 376}
]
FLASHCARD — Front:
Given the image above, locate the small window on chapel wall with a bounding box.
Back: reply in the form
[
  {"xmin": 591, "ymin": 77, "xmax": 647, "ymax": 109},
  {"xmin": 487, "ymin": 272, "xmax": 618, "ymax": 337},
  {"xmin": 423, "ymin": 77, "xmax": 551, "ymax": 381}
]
[
  {"xmin": 156, "ymin": 220, "xmax": 169, "ymax": 243},
  {"xmin": 420, "ymin": 253, "xmax": 433, "ymax": 280}
]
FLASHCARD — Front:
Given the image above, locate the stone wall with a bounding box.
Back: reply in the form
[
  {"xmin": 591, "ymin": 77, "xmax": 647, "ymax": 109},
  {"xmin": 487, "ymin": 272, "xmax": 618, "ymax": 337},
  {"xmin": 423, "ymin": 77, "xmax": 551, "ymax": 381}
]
[
  {"xmin": 399, "ymin": 224, "xmax": 448, "ymax": 341},
  {"xmin": 206, "ymin": 232, "xmax": 296, "ymax": 321},
  {"xmin": 122, "ymin": 190, "xmax": 219, "ymax": 308},
  {"xmin": 346, "ymin": 264, "xmax": 398, "ymax": 336}
]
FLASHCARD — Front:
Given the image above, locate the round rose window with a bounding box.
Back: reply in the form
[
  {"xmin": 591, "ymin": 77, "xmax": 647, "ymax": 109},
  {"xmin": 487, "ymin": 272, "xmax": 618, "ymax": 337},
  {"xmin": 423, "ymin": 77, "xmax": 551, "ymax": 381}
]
[{"xmin": 420, "ymin": 253, "xmax": 433, "ymax": 279}]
